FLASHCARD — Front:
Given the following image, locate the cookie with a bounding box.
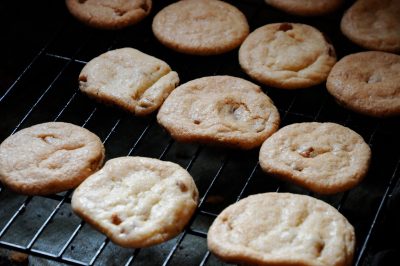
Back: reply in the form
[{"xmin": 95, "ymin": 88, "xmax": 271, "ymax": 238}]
[
  {"xmin": 259, "ymin": 122, "xmax": 371, "ymax": 194},
  {"xmin": 157, "ymin": 76, "xmax": 280, "ymax": 150},
  {"xmin": 265, "ymin": 0, "xmax": 343, "ymax": 16},
  {"xmin": 0, "ymin": 122, "xmax": 105, "ymax": 195},
  {"xmin": 152, "ymin": 0, "xmax": 249, "ymax": 55},
  {"xmin": 65, "ymin": 0, "xmax": 152, "ymax": 30},
  {"xmin": 327, "ymin": 51, "xmax": 400, "ymax": 117},
  {"xmin": 79, "ymin": 48, "xmax": 179, "ymax": 116},
  {"xmin": 71, "ymin": 156, "xmax": 198, "ymax": 248},
  {"xmin": 208, "ymin": 192, "xmax": 355, "ymax": 266},
  {"xmin": 239, "ymin": 23, "xmax": 336, "ymax": 89},
  {"xmin": 341, "ymin": 0, "xmax": 400, "ymax": 53}
]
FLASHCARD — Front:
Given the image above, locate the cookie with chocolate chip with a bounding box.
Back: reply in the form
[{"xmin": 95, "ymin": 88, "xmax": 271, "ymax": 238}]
[
  {"xmin": 239, "ymin": 23, "xmax": 336, "ymax": 89},
  {"xmin": 79, "ymin": 48, "xmax": 179, "ymax": 116},
  {"xmin": 0, "ymin": 122, "xmax": 105, "ymax": 195},
  {"xmin": 65, "ymin": 0, "xmax": 152, "ymax": 29},
  {"xmin": 327, "ymin": 51, "xmax": 400, "ymax": 117},
  {"xmin": 341, "ymin": 0, "xmax": 400, "ymax": 53},
  {"xmin": 259, "ymin": 122, "xmax": 371, "ymax": 194},
  {"xmin": 72, "ymin": 156, "xmax": 198, "ymax": 248},
  {"xmin": 208, "ymin": 192, "xmax": 355, "ymax": 266},
  {"xmin": 265, "ymin": 0, "xmax": 343, "ymax": 16},
  {"xmin": 157, "ymin": 76, "xmax": 280, "ymax": 149},
  {"xmin": 152, "ymin": 0, "xmax": 249, "ymax": 55}
]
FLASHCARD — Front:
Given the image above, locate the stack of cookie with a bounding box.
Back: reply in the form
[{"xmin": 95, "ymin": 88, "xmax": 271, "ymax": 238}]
[{"xmin": 1, "ymin": 0, "xmax": 399, "ymax": 265}]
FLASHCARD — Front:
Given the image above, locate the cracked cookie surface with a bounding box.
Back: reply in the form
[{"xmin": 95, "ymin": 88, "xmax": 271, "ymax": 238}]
[
  {"xmin": 265, "ymin": 0, "xmax": 343, "ymax": 16},
  {"xmin": 327, "ymin": 51, "xmax": 400, "ymax": 117},
  {"xmin": 208, "ymin": 192, "xmax": 355, "ymax": 266},
  {"xmin": 0, "ymin": 122, "xmax": 104, "ymax": 195},
  {"xmin": 79, "ymin": 48, "xmax": 179, "ymax": 116},
  {"xmin": 157, "ymin": 76, "xmax": 280, "ymax": 149},
  {"xmin": 152, "ymin": 0, "xmax": 249, "ymax": 55},
  {"xmin": 341, "ymin": 0, "xmax": 400, "ymax": 53},
  {"xmin": 71, "ymin": 156, "xmax": 199, "ymax": 248},
  {"xmin": 65, "ymin": 0, "xmax": 152, "ymax": 29},
  {"xmin": 259, "ymin": 122, "xmax": 371, "ymax": 194},
  {"xmin": 239, "ymin": 23, "xmax": 336, "ymax": 89}
]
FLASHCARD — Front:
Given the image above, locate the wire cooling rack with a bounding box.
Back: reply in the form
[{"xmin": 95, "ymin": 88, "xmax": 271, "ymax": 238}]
[{"xmin": 0, "ymin": 0, "xmax": 399, "ymax": 265}]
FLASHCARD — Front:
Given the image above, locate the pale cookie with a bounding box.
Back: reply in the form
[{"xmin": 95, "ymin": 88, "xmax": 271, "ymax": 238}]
[
  {"xmin": 239, "ymin": 23, "xmax": 337, "ymax": 89},
  {"xmin": 157, "ymin": 76, "xmax": 280, "ymax": 150},
  {"xmin": 152, "ymin": 0, "xmax": 249, "ymax": 55},
  {"xmin": 71, "ymin": 156, "xmax": 198, "ymax": 248},
  {"xmin": 265, "ymin": 0, "xmax": 343, "ymax": 16},
  {"xmin": 0, "ymin": 122, "xmax": 105, "ymax": 195},
  {"xmin": 259, "ymin": 122, "xmax": 371, "ymax": 194},
  {"xmin": 79, "ymin": 48, "xmax": 179, "ymax": 116},
  {"xmin": 327, "ymin": 51, "xmax": 400, "ymax": 117},
  {"xmin": 65, "ymin": 0, "xmax": 152, "ymax": 30},
  {"xmin": 341, "ymin": 0, "xmax": 400, "ymax": 53},
  {"xmin": 208, "ymin": 193, "xmax": 355, "ymax": 266}
]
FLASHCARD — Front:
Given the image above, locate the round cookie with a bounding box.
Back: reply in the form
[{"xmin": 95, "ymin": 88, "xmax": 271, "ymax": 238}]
[
  {"xmin": 239, "ymin": 23, "xmax": 336, "ymax": 89},
  {"xmin": 327, "ymin": 51, "xmax": 400, "ymax": 117},
  {"xmin": 265, "ymin": 0, "xmax": 343, "ymax": 16},
  {"xmin": 259, "ymin": 122, "xmax": 371, "ymax": 194},
  {"xmin": 157, "ymin": 76, "xmax": 280, "ymax": 150},
  {"xmin": 208, "ymin": 193, "xmax": 355, "ymax": 266},
  {"xmin": 65, "ymin": 0, "xmax": 152, "ymax": 30},
  {"xmin": 0, "ymin": 122, "xmax": 105, "ymax": 195},
  {"xmin": 341, "ymin": 0, "xmax": 400, "ymax": 53},
  {"xmin": 152, "ymin": 0, "xmax": 249, "ymax": 55},
  {"xmin": 71, "ymin": 156, "xmax": 198, "ymax": 248},
  {"xmin": 79, "ymin": 47, "xmax": 179, "ymax": 116}
]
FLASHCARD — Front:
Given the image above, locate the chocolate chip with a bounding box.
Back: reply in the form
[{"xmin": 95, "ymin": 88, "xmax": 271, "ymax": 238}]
[
  {"xmin": 111, "ymin": 213, "xmax": 122, "ymax": 225},
  {"xmin": 79, "ymin": 75, "xmax": 87, "ymax": 82},
  {"xmin": 176, "ymin": 181, "xmax": 188, "ymax": 192},
  {"xmin": 299, "ymin": 147, "xmax": 316, "ymax": 158},
  {"xmin": 278, "ymin": 23, "xmax": 293, "ymax": 32}
]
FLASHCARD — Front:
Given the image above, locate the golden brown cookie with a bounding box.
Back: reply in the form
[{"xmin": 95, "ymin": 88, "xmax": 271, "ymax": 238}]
[
  {"xmin": 341, "ymin": 0, "xmax": 400, "ymax": 53},
  {"xmin": 265, "ymin": 0, "xmax": 343, "ymax": 16},
  {"xmin": 239, "ymin": 23, "xmax": 336, "ymax": 89},
  {"xmin": 0, "ymin": 122, "xmax": 105, "ymax": 195},
  {"xmin": 71, "ymin": 156, "xmax": 198, "ymax": 248},
  {"xmin": 157, "ymin": 76, "xmax": 280, "ymax": 149},
  {"xmin": 152, "ymin": 0, "xmax": 249, "ymax": 55},
  {"xmin": 208, "ymin": 193, "xmax": 355, "ymax": 266},
  {"xmin": 79, "ymin": 48, "xmax": 179, "ymax": 116},
  {"xmin": 65, "ymin": 0, "xmax": 152, "ymax": 30},
  {"xmin": 327, "ymin": 51, "xmax": 400, "ymax": 117},
  {"xmin": 259, "ymin": 122, "xmax": 371, "ymax": 194}
]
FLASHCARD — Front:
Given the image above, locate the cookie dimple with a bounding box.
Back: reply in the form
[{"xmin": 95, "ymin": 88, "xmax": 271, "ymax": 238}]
[
  {"xmin": 239, "ymin": 23, "xmax": 336, "ymax": 89},
  {"xmin": 79, "ymin": 48, "xmax": 179, "ymax": 116},
  {"xmin": 341, "ymin": 0, "xmax": 400, "ymax": 53},
  {"xmin": 0, "ymin": 122, "xmax": 105, "ymax": 195},
  {"xmin": 71, "ymin": 156, "xmax": 198, "ymax": 248},
  {"xmin": 259, "ymin": 122, "xmax": 371, "ymax": 194},
  {"xmin": 65, "ymin": 0, "xmax": 152, "ymax": 30},
  {"xmin": 157, "ymin": 76, "xmax": 280, "ymax": 149},
  {"xmin": 152, "ymin": 0, "xmax": 249, "ymax": 55},
  {"xmin": 208, "ymin": 193, "xmax": 355, "ymax": 266},
  {"xmin": 326, "ymin": 51, "xmax": 400, "ymax": 117}
]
